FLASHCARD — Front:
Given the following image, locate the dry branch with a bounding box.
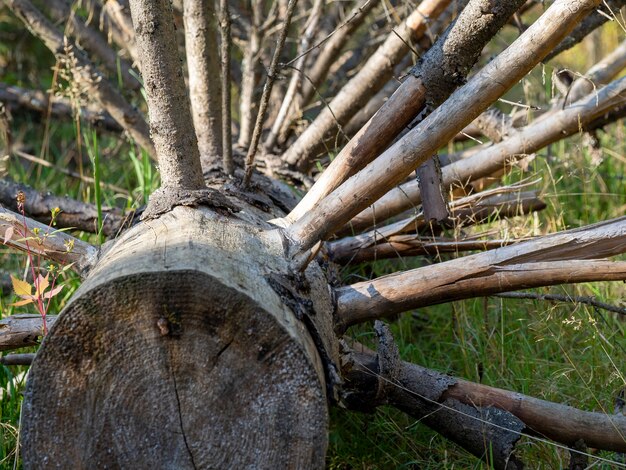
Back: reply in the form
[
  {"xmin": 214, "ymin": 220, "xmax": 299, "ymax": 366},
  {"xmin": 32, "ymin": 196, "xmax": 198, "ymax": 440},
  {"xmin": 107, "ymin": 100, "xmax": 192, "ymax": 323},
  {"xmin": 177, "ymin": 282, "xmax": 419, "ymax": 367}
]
[
  {"xmin": 0, "ymin": 178, "xmax": 125, "ymax": 236},
  {"xmin": 242, "ymin": 0, "xmax": 298, "ymax": 187},
  {"xmin": 0, "ymin": 207, "xmax": 97, "ymax": 275},
  {"xmin": 278, "ymin": 0, "xmax": 380, "ymax": 140},
  {"xmin": 46, "ymin": 0, "xmax": 140, "ymax": 91},
  {"xmin": 343, "ymin": 330, "xmax": 626, "ymax": 459},
  {"xmin": 0, "ymin": 314, "xmax": 57, "ymax": 352},
  {"xmin": 0, "ymin": 83, "xmax": 122, "ymax": 133},
  {"xmin": 329, "ymin": 190, "xmax": 545, "ymax": 264},
  {"xmin": 494, "ymin": 291, "xmax": 626, "ymax": 316},
  {"xmin": 219, "ymin": 0, "xmax": 233, "ymax": 175},
  {"xmin": 282, "ymin": 0, "xmax": 452, "ymax": 171},
  {"xmin": 0, "ymin": 353, "xmax": 35, "ymax": 365},
  {"xmin": 285, "ymin": 0, "xmax": 533, "ymax": 223},
  {"xmin": 129, "ymin": 0, "xmax": 204, "ymax": 191},
  {"xmin": 183, "ymin": 0, "xmax": 223, "ymax": 170},
  {"xmin": 4, "ymin": 0, "xmax": 155, "ymax": 157},
  {"xmin": 349, "ymin": 73, "xmax": 626, "ymax": 233},
  {"xmin": 335, "ymin": 216, "xmax": 626, "ymax": 330},
  {"xmin": 545, "ymin": 0, "xmax": 626, "ymax": 61},
  {"xmin": 101, "ymin": 0, "xmax": 141, "ymax": 67}
]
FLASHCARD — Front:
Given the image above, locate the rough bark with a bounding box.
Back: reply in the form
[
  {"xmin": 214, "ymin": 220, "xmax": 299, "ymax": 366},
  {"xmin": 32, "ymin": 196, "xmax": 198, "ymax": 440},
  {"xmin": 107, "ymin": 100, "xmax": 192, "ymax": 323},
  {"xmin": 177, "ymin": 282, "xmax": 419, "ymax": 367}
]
[
  {"xmin": 5, "ymin": 0, "xmax": 155, "ymax": 157},
  {"xmin": 21, "ymin": 202, "xmax": 337, "ymax": 468},
  {"xmin": 335, "ymin": 216, "xmax": 626, "ymax": 330},
  {"xmin": 183, "ymin": 0, "xmax": 223, "ymax": 170},
  {"xmin": 282, "ymin": 0, "xmax": 452, "ymax": 171},
  {"xmin": 129, "ymin": 0, "xmax": 204, "ymax": 192}
]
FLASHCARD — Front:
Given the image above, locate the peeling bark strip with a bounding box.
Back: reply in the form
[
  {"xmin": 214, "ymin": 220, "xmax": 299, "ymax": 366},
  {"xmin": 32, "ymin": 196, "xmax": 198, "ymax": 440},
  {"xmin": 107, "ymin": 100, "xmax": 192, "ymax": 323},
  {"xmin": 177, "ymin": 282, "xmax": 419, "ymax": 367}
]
[
  {"xmin": 287, "ymin": 0, "xmax": 526, "ymax": 221},
  {"xmin": 335, "ymin": 216, "xmax": 626, "ymax": 329},
  {"xmin": 129, "ymin": 0, "xmax": 204, "ymax": 191},
  {"xmin": 342, "ymin": 327, "xmax": 525, "ymax": 469},
  {"xmin": 5, "ymin": 0, "xmax": 155, "ymax": 157},
  {"xmin": 0, "ymin": 315, "xmax": 57, "ymax": 351},
  {"xmin": 343, "ymin": 337, "xmax": 626, "ymax": 457},
  {"xmin": 349, "ymin": 72, "xmax": 626, "ymax": 233},
  {"xmin": 282, "ymin": 0, "xmax": 452, "ymax": 171},
  {"xmin": 0, "ymin": 206, "xmax": 98, "ymax": 276},
  {"xmin": 183, "ymin": 0, "xmax": 223, "ymax": 170}
]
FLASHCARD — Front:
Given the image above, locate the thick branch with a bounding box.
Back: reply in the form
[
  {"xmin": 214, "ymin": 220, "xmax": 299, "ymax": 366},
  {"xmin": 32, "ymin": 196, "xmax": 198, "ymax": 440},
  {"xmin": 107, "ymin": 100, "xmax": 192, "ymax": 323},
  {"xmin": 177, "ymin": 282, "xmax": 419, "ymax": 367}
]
[
  {"xmin": 343, "ymin": 341, "xmax": 626, "ymax": 456},
  {"xmin": 284, "ymin": 0, "xmax": 596, "ymax": 252},
  {"xmin": 0, "ymin": 178, "xmax": 125, "ymax": 236},
  {"xmin": 282, "ymin": 0, "xmax": 452, "ymax": 171},
  {"xmin": 5, "ymin": 0, "xmax": 155, "ymax": 157},
  {"xmin": 335, "ymin": 216, "xmax": 626, "ymax": 330},
  {"xmin": 0, "ymin": 83, "xmax": 122, "ymax": 132},
  {"xmin": 0, "ymin": 314, "xmax": 57, "ymax": 351},
  {"xmin": 129, "ymin": 0, "xmax": 204, "ymax": 190},
  {"xmin": 286, "ymin": 0, "xmax": 526, "ymax": 221},
  {"xmin": 349, "ymin": 73, "xmax": 626, "ymax": 233},
  {"xmin": 183, "ymin": 0, "xmax": 223, "ymax": 171},
  {"xmin": 545, "ymin": 0, "xmax": 626, "ymax": 61},
  {"xmin": 0, "ymin": 206, "xmax": 98, "ymax": 275}
]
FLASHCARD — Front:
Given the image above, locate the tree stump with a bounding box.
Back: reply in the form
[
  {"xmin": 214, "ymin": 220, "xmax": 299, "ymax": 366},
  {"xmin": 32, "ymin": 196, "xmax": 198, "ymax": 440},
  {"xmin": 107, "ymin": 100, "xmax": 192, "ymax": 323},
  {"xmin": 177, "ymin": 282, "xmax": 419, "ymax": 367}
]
[{"xmin": 21, "ymin": 205, "xmax": 334, "ymax": 468}]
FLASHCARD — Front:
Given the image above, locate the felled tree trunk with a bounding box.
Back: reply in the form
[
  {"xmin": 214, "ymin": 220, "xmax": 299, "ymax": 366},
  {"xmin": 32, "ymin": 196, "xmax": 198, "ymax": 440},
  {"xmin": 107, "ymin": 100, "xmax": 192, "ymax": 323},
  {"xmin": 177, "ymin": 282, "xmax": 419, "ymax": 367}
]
[{"xmin": 21, "ymin": 199, "xmax": 337, "ymax": 468}]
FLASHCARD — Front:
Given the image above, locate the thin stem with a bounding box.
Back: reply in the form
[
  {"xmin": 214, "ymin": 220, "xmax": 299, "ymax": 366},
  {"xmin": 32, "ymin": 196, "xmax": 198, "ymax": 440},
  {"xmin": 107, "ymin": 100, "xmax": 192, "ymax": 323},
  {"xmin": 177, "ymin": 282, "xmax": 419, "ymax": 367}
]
[
  {"xmin": 220, "ymin": 0, "xmax": 234, "ymax": 175},
  {"xmin": 241, "ymin": 0, "xmax": 298, "ymax": 187}
]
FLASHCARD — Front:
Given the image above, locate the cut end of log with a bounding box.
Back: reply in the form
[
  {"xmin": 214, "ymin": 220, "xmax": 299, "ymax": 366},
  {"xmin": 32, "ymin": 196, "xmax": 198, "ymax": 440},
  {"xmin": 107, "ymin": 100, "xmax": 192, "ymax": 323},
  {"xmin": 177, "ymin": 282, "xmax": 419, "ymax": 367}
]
[{"xmin": 21, "ymin": 206, "xmax": 333, "ymax": 468}]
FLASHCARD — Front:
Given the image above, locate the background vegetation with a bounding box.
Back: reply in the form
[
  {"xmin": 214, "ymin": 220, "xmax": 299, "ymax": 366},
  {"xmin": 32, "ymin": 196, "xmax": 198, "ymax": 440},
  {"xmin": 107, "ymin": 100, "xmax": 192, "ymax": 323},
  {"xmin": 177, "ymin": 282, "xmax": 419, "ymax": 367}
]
[{"xmin": 0, "ymin": 3, "xmax": 624, "ymax": 469}]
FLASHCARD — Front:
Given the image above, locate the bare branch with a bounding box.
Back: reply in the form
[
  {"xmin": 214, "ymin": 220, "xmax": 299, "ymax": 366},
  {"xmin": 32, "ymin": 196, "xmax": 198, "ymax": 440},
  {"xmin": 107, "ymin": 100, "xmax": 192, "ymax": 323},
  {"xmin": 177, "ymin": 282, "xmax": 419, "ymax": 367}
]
[
  {"xmin": 264, "ymin": 0, "xmax": 323, "ymax": 151},
  {"xmin": 282, "ymin": 0, "xmax": 452, "ymax": 171},
  {"xmin": 101, "ymin": 0, "xmax": 141, "ymax": 67},
  {"xmin": 335, "ymin": 216, "xmax": 626, "ymax": 330},
  {"xmin": 343, "ymin": 336, "xmax": 626, "ymax": 457},
  {"xmin": 286, "ymin": 0, "xmax": 528, "ymax": 222},
  {"xmin": 0, "ymin": 178, "xmax": 125, "ymax": 236},
  {"xmin": 0, "ymin": 314, "xmax": 57, "ymax": 352},
  {"xmin": 46, "ymin": 0, "xmax": 140, "ymax": 91},
  {"xmin": 5, "ymin": 0, "xmax": 155, "ymax": 157},
  {"xmin": 129, "ymin": 0, "xmax": 204, "ymax": 191},
  {"xmin": 183, "ymin": 0, "xmax": 223, "ymax": 171},
  {"xmin": 545, "ymin": 0, "xmax": 626, "ymax": 61},
  {"xmin": 0, "ymin": 206, "xmax": 98, "ymax": 276},
  {"xmin": 0, "ymin": 83, "xmax": 122, "ymax": 133},
  {"xmin": 286, "ymin": 0, "xmax": 601, "ymax": 255},
  {"xmin": 220, "ymin": 0, "xmax": 234, "ymax": 175},
  {"xmin": 348, "ymin": 70, "xmax": 626, "ymax": 234},
  {"xmin": 241, "ymin": 0, "xmax": 298, "ymax": 187},
  {"xmin": 0, "ymin": 353, "xmax": 35, "ymax": 365}
]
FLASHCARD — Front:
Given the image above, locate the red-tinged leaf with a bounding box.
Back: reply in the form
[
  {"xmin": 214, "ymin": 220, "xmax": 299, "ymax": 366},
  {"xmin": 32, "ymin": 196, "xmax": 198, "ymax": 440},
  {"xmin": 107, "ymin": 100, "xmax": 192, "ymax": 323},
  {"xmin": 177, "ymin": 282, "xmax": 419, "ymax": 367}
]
[
  {"xmin": 10, "ymin": 298, "xmax": 35, "ymax": 307},
  {"xmin": 34, "ymin": 274, "xmax": 50, "ymax": 297},
  {"xmin": 3, "ymin": 226, "xmax": 14, "ymax": 245},
  {"xmin": 10, "ymin": 275, "xmax": 32, "ymax": 297},
  {"xmin": 43, "ymin": 284, "xmax": 63, "ymax": 300}
]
